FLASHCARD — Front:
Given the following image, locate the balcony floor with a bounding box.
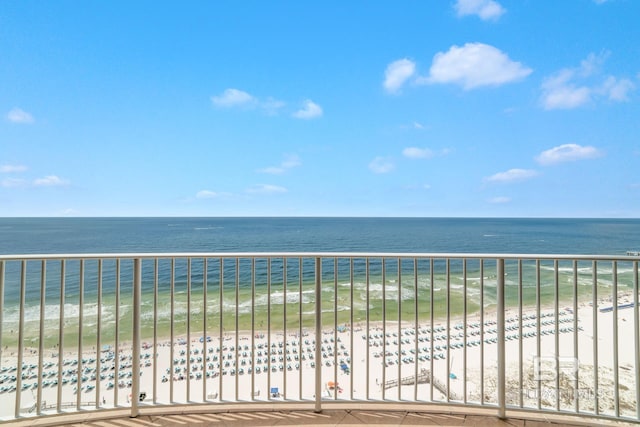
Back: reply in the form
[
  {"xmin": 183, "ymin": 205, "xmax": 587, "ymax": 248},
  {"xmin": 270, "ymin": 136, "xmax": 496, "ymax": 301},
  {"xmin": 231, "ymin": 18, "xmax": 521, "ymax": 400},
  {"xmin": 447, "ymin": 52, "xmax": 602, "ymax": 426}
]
[
  {"xmin": 11, "ymin": 408, "xmax": 637, "ymax": 427},
  {"xmin": 113, "ymin": 411, "xmax": 635, "ymax": 427}
]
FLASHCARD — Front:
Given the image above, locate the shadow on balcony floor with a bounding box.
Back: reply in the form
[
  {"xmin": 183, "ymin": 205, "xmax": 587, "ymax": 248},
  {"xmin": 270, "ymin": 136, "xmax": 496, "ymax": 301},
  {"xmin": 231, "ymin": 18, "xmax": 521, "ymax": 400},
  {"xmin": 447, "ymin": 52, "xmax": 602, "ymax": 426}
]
[{"xmin": 32, "ymin": 409, "xmax": 636, "ymax": 427}]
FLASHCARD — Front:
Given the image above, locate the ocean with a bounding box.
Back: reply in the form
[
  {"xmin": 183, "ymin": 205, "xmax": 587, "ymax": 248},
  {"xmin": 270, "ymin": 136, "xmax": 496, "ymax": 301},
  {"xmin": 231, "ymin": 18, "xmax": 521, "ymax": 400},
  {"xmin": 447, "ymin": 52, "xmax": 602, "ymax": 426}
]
[
  {"xmin": 1, "ymin": 217, "xmax": 639, "ymax": 255},
  {"xmin": 0, "ymin": 217, "xmax": 639, "ymax": 347}
]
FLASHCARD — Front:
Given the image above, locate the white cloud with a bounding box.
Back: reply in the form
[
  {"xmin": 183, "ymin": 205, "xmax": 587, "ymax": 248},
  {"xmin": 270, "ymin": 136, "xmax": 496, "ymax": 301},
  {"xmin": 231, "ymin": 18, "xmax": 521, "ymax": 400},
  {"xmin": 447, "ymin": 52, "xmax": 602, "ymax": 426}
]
[
  {"xmin": 383, "ymin": 59, "xmax": 416, "ymax": 93},
  {"xmin": 1, "ymin": 178, "xmax": 27, "ymax": 188},
  {"xmin": 196, "ymin": 190, "xmax": 219, "ymax": 199},
  {"xmin": 292, "ymin": 100, "xmax": 323, "ymax": 119},
  {"xmin": 0, "ymin": 164, "xmax": 27, "ymax": 173},
  {"xmin": 600, "ymin": 76, "xmax": 635, "ymax": 101},
  {"xmin": 61, "ymin": 208, "xmax": 79, "ymax": 216},
  {"xmin": 404, "ymin": 183, "xmax": 432, "ymax": 191},
  {"xmin": 258, "ymin": 154, "xmax": 301, "ymax": 174},
  {"xmin": 258, "ymin": 167, "xmax": 285, "ymax": 175},
  {"xmin": 33, "ymin": 175, "xmax": 69, "ymax": 187},
  {"xmin": 541, "ymin": 52, "xmax": 635, "ymax": 110},
  {"xmin": 541, "ymin": 64, "xmax": 594, "ymax": 110},
  {"xmin": 535, "ymin": 144, "xmax": 602, "ymax": 165},
  {"xmin": 211, "ymin": 88, "xmax": 256, "ymax": 107},
  {"xmin": 541, "ymin": 77, "xmax": 591, "ymax": 110},
  {"xmin": 1, "ymin": 172, "xmax": 70, "ymax": 188},
  {"xmin": 489, "ymin": 196, "xmax": 511, "ymax": 204},
  {"xmin": 369, "ymin": 157, "xmax": 395, "ymax": 174},
  {"xmin": 402, "ymin": 147, "xmax": 434, "ymax": 159},
  {"xmin": 419, "ymin": 43, "xmax": 532, "ymax": 90},
  {"xmin": 7, "ymin": 108, "xmax": 35, "ymax": 124},
  {"xmin": 454, "ymin": 0, "xmax": 506, "ymax": 21},
  {"xmin": 400, "ymin": 121, "xmax": 427, "ymax": 130},
  {"xmin": 246, "ymin": 184, "xmax": 287, "ymax": 194},
  {"xmin": 485, "ymin": 169, "xmax": 538, "ymax": 183},
  {"xmin": 281, "ymin": 154, "xmax": 301, "ymax": 169},
  {"xmin": 261, "ymin": 97, "xmax": 286, "ymax": 115},
  {"xmin": 580, "ymin": 52, "xmax": 608, "ymax": 77},
  {"xmin": 211, "ymin": 90, "xmax": 321, "ymax": 118}
]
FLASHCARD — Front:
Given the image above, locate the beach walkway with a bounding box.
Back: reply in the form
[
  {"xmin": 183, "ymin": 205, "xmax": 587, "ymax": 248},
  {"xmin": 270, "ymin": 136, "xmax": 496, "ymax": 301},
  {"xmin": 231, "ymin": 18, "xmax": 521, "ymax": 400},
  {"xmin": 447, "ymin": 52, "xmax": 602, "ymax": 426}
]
[{"xmin": 382, "ymin": 368, "xmax": 458, "ymax": 401}]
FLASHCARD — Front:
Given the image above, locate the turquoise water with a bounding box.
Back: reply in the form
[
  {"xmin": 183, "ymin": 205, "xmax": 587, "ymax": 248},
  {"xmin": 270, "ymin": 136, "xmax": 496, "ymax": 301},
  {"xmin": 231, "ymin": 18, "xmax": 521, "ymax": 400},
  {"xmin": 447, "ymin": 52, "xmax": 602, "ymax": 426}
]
[{"xmin": 0, "ymin": 218, "xmax": 638, "ymax": 347}]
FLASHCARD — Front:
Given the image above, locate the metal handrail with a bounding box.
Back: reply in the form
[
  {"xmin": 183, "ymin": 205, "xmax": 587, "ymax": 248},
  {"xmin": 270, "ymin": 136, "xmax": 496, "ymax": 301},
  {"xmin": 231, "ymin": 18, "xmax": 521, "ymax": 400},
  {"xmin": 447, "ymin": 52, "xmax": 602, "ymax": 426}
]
[{"xmin": 2, "ymin": 251, "xmax": 640, "ymax": 260}]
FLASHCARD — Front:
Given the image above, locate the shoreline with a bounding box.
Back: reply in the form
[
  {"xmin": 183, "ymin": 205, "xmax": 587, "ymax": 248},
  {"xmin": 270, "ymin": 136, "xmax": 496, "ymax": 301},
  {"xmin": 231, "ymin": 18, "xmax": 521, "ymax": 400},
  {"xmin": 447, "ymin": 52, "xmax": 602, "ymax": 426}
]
[{"xmin": 2, "ymin": 284, "xmax": 635, "ymax": 354}]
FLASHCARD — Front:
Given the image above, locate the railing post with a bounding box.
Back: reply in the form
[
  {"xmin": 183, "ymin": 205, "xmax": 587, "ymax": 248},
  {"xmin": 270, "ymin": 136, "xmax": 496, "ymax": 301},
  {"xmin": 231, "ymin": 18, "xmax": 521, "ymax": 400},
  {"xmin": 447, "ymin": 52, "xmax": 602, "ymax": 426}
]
[
  {"xmin": 634, "ymin": 260, "xmax": 640, "ymax": 422},
  {"xmin": 497, "ymin": 258, "xmax": 506, "ymax": 419},
  {"xmin": 131, "ymin": 258, "xmax": 142, "ymax": 418},
  {"xmin": 314, "ymin": 257, "xmax": 322, "ymax": 413}
]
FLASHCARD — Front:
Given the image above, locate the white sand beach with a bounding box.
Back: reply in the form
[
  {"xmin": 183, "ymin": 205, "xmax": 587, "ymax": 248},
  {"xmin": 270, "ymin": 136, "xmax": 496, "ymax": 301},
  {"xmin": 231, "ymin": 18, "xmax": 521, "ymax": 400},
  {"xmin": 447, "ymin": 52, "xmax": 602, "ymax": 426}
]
[{"xmin": 1, "ymin": 293, "xmax": 638, "ymax": 419}]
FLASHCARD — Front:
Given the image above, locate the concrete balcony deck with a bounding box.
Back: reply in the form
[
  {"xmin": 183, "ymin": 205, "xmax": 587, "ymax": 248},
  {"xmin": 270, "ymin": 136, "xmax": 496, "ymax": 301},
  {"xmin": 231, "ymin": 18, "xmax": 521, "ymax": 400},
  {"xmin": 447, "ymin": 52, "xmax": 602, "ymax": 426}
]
[{"xmin": 5, "ymin": 407, "xmax": 637, "ymax": 427}]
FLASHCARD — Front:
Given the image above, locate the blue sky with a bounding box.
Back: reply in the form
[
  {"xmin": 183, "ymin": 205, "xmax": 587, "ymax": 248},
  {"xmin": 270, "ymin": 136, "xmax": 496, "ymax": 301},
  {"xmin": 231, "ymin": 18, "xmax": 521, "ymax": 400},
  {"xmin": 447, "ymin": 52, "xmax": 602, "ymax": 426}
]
[{"xmin": 1, "ymin": 0, "xmax": 639, "ymax": 217}]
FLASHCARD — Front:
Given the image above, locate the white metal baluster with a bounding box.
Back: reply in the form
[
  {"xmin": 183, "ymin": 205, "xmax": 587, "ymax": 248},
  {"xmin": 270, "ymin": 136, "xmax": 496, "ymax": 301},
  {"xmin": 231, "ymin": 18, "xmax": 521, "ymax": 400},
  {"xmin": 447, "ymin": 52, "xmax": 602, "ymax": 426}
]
[
  {"xmin": 76, "ymin": 259, "xmax": 84, "ymax": 411},
  {"xmin": 382, "ymin": 258, "xmax": 386, "ymax": 401},
  {"xmin": 592, "ymin": 261, "xmax": 599, "ymax": 415},
  {"xmin": 153, "ymin": 258, "xmax": 159, "ymax": 404},
  {"xmin": 430, "ymin": 258, "xmax": 434, "ymax": 402},
  {"xmin": 235, "ymin": 258, "xmax": 239, "ymax": 402},
  {"xmin": 463, "ymin": 258, "xmax": 468, "ymax": 404},
  {"xmin": 497, "ymin": 258, "xmax": 506, "ymax": 419},
  {"xmin": 299, "ymin": 257, "xmax": 303, "ymax": 400},
  {"xmin": 57, "ymin": 260, "xmax": 66, "ymax": 412},
  {"xmin": 314, "ymin": 257, "xmax": 322, "ymax": 412},
  {"xmin": 169, "ymin": 259, "xmax": 175, "ymax": 403},
  {"xmin": 446, "ymin": 259, "xmax": 451, "ymax": 403},
  {"xmin": 536, "ymin": 260, "xmax": 541, "ymax": 410},
  {"xmin": 413, "ymin": 258, "xmax": 418, "ymax": 402},
  {"xmin": 186, "ymin": 258, "xmax": 192, "ymax": 403},
  {"xmin": 219, "ymin": 258, "xmax": 224, "ymax": 401},
  {"xmin": 267, "ymin": 258, "xmax": 272, "ymax": 401},
  {"xmin": 613, "ymin": 261, "xmax": 619, "ymax": 418},
  {"xmin": 202, "ymin": 258, "xmax": 207, "ymax": 402},
  {"xmin": 479, "ymin": 259, "xmax": 484, "ymax": 406},
  {"xmin": 350, "ymin": 257, "xmax": 355, "ymax": 401},
  {"xmin": 333, "ymin": 258, "xmax": 338, "ymax": 401},
  {"xmin": 131, "ymin": 258, "xmax": 141, "ymax": 417},
  {"xmin": 397, "ymin": 257, "xmax": 401, "ymax": 402},
  {"xmin": 554, "ymin": 259, "xmax": 559, "ymax": 411},
  {"xmin": 365, "ymin": 257, "xmax": 370, "ymax": 401},
  {"xmin": 517, "ymin": 260, "xmax": 523, "ymax": 408},
  {"xmin": 114, "ymin": 259, "xmax": 121, "ymax": 407},
  {"xmin": 573, "ymin": 260, "xmax": 579, "ymax": 413},
  {"xmin": 284, "ymin": 258, "xmax": 288, "ymax": 400},
  {"xmin": 95, "ymin": 259, "xmax": 103, "ymax": 409},
  {"xmin": 15, "ymin": 260, "xmax": 26, "ymax": 418},
  {"xmin": 37, "ymin": 260, "xmax": 46, "ymax": 415},
  {"xmin": 251, "ymin": 258, "xmax": 256, "ymax": 401}
]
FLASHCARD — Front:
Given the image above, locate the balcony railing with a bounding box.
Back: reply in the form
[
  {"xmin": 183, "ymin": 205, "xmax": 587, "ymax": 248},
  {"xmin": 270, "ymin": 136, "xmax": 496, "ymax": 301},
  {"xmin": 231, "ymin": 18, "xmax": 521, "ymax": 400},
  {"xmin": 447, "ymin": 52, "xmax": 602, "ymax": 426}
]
[{"xmin": 0, "ymin": 252, "xmax": 638, "ymax": 425}]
